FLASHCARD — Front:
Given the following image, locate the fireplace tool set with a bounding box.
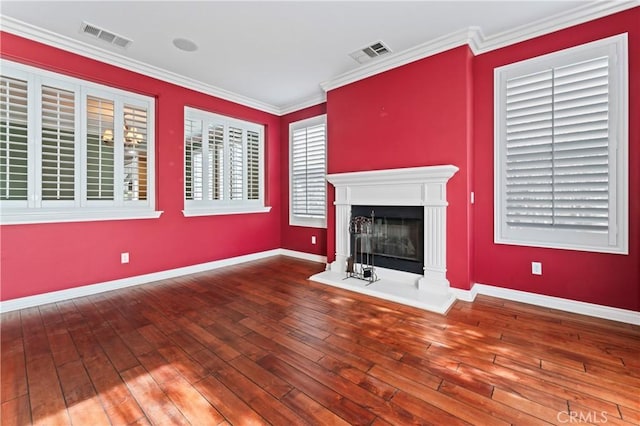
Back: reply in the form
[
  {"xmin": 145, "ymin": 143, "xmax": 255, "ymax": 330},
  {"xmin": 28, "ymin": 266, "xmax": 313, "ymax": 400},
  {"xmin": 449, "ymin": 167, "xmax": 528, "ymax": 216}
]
[{"xmin": 346, "ymin": 211, "xmax": 379, "ymax": 285}]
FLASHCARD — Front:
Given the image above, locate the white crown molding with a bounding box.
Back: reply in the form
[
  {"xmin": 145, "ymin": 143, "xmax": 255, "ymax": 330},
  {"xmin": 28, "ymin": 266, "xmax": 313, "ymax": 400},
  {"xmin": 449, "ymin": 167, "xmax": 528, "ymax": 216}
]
[
  {"xmin": 455, "ymin": 283, "xmax": 640, "ymax": 326},
  {"xmin": 475, "ymin": 0, "xmax": 640, "ymax": 54},
  {"xmin": 321, "ymin": 1, "xmax": 638, "ymax": 93},
  {"xmin": 1, "ymin": 2, "xmax": 637, "ymax": 115},
  {"xmin": 278, "ymin": 93, "xmax": 327, "ymax": 116},
  {"xmin": 0, "ymin": 16, "xmax": 282, "ymax": 115},
  {"xmin": 321, "ymin": 27, "xmax": 479, "ymax": 92},
  {"xmin": 0, "ymin": 248, "xmax": 325, "ymax": 313}
]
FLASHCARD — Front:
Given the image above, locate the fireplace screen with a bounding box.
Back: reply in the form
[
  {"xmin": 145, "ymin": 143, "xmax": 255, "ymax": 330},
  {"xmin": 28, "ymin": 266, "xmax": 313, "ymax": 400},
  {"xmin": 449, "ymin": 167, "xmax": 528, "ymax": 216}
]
[
  {"xmin": 372, "ymin": 217, "xmax": 420, "ymax": 261},
  {"xmin": 351, "ymin": 205, "xmax": 424, "ymax": 274}
]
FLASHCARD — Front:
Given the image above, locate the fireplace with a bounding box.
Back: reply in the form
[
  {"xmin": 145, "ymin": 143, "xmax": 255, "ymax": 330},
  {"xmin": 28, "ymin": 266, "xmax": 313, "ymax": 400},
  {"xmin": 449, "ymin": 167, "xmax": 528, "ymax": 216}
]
[
  {"xmin": 310, "ymin": 165, "xmax": 459, "ymax": 314},
  {"xmin": 351, "ymin": 205, "xmax": 424, "ymax": 274}
]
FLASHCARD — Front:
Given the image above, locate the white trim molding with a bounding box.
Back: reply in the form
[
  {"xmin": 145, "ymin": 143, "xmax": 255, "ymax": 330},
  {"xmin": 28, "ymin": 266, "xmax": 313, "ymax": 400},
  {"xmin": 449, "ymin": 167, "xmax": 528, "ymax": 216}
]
[
  {"xmin": 321, "ymin": 27, "xmax": 480, "ymax": 93},
  {"xmin": 0, "ymin": 16, "xmax": 281, "ymax": 115},
  {"xmin": 455, "ymin": 283, "xmax": 640, "ymax": 326},
  {"xmin": 321, "ymin": 1, "xmax": 638, "ymax": 93},
  {"xmin": 279, "ymin": 94, "xmax": 327, "ymax": 116},
  {"xmin": 0, "ymin": 248, "xmax": 325, "ymax": 313},
  {"xmin": 2, "ymin": 2, "xmax": 637, "ymax": 115},
  {"xmin": 280, "ymin": 249, "xmax": 327, "ymax": 264},
  {"xmin": 475, "ymin": 0, "xmax": 639, "ymax": 54}
]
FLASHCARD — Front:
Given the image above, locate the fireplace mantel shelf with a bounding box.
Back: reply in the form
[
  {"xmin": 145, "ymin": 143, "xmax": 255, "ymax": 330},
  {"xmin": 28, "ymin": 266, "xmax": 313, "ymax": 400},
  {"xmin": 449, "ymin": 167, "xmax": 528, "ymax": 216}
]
[
  {"xmin": 326, "ymin": 165, "xmax": 459, "ymax": 187},
  {"xmin": 310, "ymin": 164, "xmax": 459, "ymax": 314}
]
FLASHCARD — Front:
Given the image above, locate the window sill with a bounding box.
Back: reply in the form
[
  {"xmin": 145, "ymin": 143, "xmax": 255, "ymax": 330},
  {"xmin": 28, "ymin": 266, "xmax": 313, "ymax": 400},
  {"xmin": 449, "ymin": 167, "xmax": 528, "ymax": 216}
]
[
  {"xmin": 183, "ymin": 205, "xmax": 272, "ymax": 217},
  {"xmin": 290, "ymin": 216, "xmax": 327, "ymax": 229},
  {"xmin": 0, "ymin": 209, "xmax": 164, "ymax": 225}
]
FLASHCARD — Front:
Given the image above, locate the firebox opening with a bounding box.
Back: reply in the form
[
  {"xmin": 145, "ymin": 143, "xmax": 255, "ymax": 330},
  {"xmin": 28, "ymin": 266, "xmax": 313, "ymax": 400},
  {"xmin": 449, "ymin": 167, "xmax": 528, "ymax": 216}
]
[{"xmin": 351, "ymin": 205, "xmax": 424, "ymax": 274}]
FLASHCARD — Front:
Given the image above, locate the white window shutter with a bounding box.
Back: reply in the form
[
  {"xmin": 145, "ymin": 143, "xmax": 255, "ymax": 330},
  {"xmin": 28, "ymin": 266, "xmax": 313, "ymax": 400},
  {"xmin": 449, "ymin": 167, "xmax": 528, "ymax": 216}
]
[
  {"xmin": 123, "ymin": 104, "xmax": 148, "ymax": 201},
  {"xmin": 228, "ymin": 126, "xmax": 243, "ymax": 200},
  {"xmin": 41, "ymin": 85, "xmax": 75, "ymax": 201},
  {"xmin": 184, "ymin": 118, "xmax": 203, "ymax": 200},
  {"xmin": 504, "ymin": 57, "xmax": 609, "ymax": 232},
  {"xmin": 86, "ymin": 96, "xmax": 115, "ymax": 200},
  {"xmin": 183, "ymin": 107, "xmax": 266, "ymax": 215},
  {"xmin": 290, "ymin": 115, "xmax": 327, "ymax": 227},
  {"xmin": 552, "ymin": 57, "xmax": 609, "ymax": 230},
  {"xmin": 209, "ymin": 123, "xmax": 224, "ymax": 201},
  {"xmin": 247, "ymin": 130, "xmax": 260, "ymax": 201},
  {"xmin": 495, "ymin": 33, "xmax": 628, "ymax": 254},
  {"xmin": 0, "ymin": 76, "xmax": 29, "ymax": 201}
]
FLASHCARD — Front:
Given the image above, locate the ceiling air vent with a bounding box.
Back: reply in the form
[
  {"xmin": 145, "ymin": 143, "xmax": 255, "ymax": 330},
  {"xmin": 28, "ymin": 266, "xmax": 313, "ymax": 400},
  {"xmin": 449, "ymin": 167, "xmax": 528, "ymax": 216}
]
[
  {"xmin": 349, "ymin": 41, "xmax": 392, "ymax": 64},
  {"xmin": 80, "ymin": 21, "xmax": 132, "ymax": 49}
]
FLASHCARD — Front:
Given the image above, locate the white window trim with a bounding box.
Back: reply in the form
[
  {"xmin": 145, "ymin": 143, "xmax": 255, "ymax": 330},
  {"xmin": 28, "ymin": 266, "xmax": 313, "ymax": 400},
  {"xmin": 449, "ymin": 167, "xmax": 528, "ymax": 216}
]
[
  {"xmin": 289, "ymin": 114, "xmax": 327, "ymax": 228},
  {"xmin": 0, "ymin": 60, "xmax": 161, "ymax": 225},
  {"xmin": 494, "ymin": 34, "xmax": 628, "ymax": 255},
  {"xmin": 182, "ymin": 107, "xmax": 270, "ymax": 217}
]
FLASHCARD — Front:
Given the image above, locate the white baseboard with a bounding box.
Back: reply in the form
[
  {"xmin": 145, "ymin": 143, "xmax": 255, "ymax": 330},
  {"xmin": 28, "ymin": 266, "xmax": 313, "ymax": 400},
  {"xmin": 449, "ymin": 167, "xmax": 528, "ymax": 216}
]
[
  {"xmin": 450, "ymin": 285, "xmax": 479, "ymax": 302},
  {"xmin": 4, "ymin": 252, "xmax": 636, "ymax": 326},
  {"xmin": 454, "ymin": 283, "xmax": 640, "ymax": 326},
  {"xmin": 278, "ymin": 249, "xmax": 327, "ymax": 264},
  {"xmin": 0, "ymin": 248, "xmax": 325, "ymax": 313}
]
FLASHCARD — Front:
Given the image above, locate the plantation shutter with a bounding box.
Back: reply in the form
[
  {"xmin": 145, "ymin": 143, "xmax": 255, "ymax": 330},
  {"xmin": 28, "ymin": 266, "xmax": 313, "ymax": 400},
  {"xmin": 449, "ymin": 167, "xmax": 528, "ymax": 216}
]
[
  {"xmin": 228, "ymin": 126, "xmax": 243, "ymax": 200},
  {"xmin": 504, "ymin": 56, "xmax": 609, "ymax": 232},
  {"xmin": 185, "ymin": 118, "xmax": 203, "ymax": 200},
  {"xmin": 0, "ymin": 76, "xmax": 29, "ymax": 201},
  {"xmin": 209, "ymin": 123, "xmax": 224, "ymax": 200},
  {"xmin": 41, "ymin": 85, "xmax": 75, "ymax": 201},
  {"xmin": 291, "ymin": 122, "xmax": 326, "ymax": 219},
  {"xmin": 123, "ymin": 105, "xmax": 148, "ymax": 201},
  {"xmin": 247, "ymin": 130, "xmax": 260, "ymax": 200},
  {"xmin": 86, "ymin": 96, "xmax": 115, "ymax": 200}
]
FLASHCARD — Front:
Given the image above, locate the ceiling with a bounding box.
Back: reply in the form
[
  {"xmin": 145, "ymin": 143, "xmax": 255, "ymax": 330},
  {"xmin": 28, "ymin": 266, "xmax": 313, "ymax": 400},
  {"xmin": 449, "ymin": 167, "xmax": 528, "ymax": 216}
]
[{"xmin": 0, "ymin": 1, "xmax": 629, "ymax": 114}]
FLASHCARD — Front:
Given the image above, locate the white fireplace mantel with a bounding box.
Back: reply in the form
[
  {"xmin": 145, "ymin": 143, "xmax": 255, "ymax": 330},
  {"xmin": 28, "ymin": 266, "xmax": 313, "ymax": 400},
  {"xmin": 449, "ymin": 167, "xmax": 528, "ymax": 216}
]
[{"xmin": 311, "ymin": 165, "xmax": 459, "ymax": 314}]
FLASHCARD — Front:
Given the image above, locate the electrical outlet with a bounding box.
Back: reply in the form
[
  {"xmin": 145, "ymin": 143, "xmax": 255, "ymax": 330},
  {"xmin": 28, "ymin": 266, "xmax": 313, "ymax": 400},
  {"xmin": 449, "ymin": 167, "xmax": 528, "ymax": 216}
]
[
  {"xmin": 311, "ymin": 236, "xmax": 317, "ymax": 245},
  {"xmin": 121, "ymin": 252, "xmax": 129, "ymax": 264},
  {"xmin": 531, "ymin": 261, "xmax": 542, "ymax": 275}
]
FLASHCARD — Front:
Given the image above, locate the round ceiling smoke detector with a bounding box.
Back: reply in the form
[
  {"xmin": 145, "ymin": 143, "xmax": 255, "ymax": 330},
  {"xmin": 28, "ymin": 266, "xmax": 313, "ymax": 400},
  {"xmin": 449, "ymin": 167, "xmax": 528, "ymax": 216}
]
[{"xmin": 172, "ymin": 38, "xmax": 198, "ymax": 52}]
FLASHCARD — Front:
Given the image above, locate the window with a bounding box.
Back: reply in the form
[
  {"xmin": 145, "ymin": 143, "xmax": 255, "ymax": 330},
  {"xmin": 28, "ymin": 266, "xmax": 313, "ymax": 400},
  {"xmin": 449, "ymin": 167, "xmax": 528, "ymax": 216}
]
[
  {"xmin": 289, "ymin": 115, "xmax": 327, "ymax": 228},
  {"xmin": 183, "ymin": 107, "xmax": 269, "ymax": 216},
  {"xmin": 494, "ymin": 34, "xmax": 628, "ymax": 254},
  {"xmin": 0, "ymin": 61, "xmax": 158, "ymax": 224}
]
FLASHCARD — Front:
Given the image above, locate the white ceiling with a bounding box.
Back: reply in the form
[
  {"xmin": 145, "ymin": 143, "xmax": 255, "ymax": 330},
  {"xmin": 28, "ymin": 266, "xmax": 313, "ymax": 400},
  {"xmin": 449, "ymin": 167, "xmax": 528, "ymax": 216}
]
[{"xmin": 0, "ymin": 1, "xmax": 630, "ymax": 113}]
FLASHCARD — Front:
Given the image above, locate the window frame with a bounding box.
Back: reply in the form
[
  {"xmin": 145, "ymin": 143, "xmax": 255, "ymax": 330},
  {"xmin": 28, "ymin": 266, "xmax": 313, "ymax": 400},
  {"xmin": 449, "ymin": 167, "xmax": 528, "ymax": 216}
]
[
  {"xmin": 182, "ymin": 106, "xmax": 270, "ymax": 217},
  {"xmin": 0, "ymin": 60, "xmax": 160, "ymax": 225},
  {"xmin": 289, "ymin": 114, "xmax": 327, "ymax": 228},
  {"xmin": 494, "ymin": 34, "xmax": 628, "ymax": 254}
]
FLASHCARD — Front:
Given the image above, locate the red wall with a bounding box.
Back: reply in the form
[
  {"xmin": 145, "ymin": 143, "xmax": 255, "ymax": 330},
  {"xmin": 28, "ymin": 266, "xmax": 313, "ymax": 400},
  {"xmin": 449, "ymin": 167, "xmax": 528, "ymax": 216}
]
[
  {"xmin": 473, "ymin": 8, "xmax": 640, "ymax": 311},
  {"xmin": 280, "ymin": 104, "xmax": 328, "ymax": 256},
  {"xmin": 0, "ymin": 33, "xmax": 282, "ymax": 301},
  {"xmin": 326, "ymin": 46, "xmax": 475, "ymax": 291}
]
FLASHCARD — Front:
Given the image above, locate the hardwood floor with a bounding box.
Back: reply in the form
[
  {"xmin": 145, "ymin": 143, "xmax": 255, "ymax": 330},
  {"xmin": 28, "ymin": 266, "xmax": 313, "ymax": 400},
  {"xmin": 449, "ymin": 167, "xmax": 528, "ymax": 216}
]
[{"xmin": 1, "ymin": 256, "xmax": 639, "ymax": 425}]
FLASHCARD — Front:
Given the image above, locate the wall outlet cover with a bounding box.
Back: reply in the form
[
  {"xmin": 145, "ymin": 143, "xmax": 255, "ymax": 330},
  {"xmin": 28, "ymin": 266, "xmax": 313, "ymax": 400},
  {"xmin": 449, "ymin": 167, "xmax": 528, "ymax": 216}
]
[{"xmin": 531, "ymin": 261, "xmax": 542, "ymax": 275}]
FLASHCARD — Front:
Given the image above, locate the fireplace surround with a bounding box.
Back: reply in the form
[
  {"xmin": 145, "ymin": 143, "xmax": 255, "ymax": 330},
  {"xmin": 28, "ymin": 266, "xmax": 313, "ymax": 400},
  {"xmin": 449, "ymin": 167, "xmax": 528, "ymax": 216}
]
[{"xmin": 310, "ymin": 165, "xmax": 459, "ymax": 314}]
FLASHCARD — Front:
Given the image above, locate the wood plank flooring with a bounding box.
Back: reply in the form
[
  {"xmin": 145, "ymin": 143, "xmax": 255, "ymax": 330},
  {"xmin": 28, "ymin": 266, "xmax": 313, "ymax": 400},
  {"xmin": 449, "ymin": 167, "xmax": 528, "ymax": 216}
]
[{"xmin": 1, "ymin": 256, "xmax": 639, "ymax": 425}]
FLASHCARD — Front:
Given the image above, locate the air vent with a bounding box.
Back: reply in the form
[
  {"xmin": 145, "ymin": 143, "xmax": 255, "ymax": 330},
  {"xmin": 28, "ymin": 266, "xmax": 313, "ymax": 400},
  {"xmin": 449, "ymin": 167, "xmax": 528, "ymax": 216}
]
[
  {"xmin": 80, "ymin": 21, "xmax": 132, "ymax": 49},
  {"xmin": 349, "ymin": 41, "xmax": 392, "ymax": 64}
]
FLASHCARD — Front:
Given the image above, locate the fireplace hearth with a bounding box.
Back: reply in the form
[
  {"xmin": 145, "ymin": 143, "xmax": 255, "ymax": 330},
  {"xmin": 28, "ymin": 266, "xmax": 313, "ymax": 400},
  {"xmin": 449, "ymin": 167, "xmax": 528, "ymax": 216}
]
[{"xmin": 309, "ymin": 165, "xmax": 459, "ymax": 314}]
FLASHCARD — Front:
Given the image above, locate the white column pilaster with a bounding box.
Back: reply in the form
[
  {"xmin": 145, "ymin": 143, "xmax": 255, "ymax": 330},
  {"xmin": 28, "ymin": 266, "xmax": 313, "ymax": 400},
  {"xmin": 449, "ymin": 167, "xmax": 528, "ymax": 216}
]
[
  {"xmin": 418, "ymin": 203, "xmax": 450, "ymax": 294},
  {"xmin": 330, "ymin": 203, "xmax": 351, "ymax": 273}
]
